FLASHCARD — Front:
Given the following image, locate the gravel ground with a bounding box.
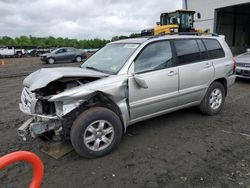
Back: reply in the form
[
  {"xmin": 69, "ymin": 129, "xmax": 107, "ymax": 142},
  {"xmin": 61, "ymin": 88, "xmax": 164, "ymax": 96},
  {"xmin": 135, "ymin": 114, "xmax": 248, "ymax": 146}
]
[{"xmin": 0, "ymin": 57, "xmax": 250, "ymax": 188}]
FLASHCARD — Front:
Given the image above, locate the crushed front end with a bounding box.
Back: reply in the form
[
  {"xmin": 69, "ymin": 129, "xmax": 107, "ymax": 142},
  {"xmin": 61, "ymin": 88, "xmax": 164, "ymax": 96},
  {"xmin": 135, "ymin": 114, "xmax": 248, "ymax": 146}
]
[
  {"xmin": 18, "ymin": 66, "xmax": 130, "ymax": 144},
  {"xmin": 18, "ymin": 87, "xmax": 64, "ymax": 141},
  {"xmin": 17, "ymin": 67, "xmax": 107, "ymax": 141}
]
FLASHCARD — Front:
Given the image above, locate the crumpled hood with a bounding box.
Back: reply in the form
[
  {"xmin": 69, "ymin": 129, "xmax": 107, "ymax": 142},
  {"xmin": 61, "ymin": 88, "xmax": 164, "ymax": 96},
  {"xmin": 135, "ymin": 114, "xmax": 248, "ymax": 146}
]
[{"xmin": 23, "ymin": 67, "xmax": 108, "ymax": 91}]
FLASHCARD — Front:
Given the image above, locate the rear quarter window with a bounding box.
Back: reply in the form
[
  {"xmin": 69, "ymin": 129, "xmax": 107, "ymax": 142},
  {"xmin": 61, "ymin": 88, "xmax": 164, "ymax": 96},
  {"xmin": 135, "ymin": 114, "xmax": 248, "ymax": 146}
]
[{"xmin": 203, "ymin": 39, "xmax": 225, "ymax": 59}]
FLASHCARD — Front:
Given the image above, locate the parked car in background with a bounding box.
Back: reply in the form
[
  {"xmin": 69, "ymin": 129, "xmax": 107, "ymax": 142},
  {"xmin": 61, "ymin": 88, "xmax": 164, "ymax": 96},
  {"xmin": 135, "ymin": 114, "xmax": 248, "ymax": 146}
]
[
  {"xmin": 27, "ymin": 48, "xmax": 52, "ymax": 57},
  {"xmin": 18, "ymin": 35, "xmax": 235, "ymax": 158},
  {"xmin": 0, "ymin": 46, "xmax": 26, "ymax": 58},
  {"xmin": 235, "ymin": 49, "xmax": 250, "ymax": 79},
  {"xmin": 40, "ymin": 47, "xmax": 87, "ymax": 64}
]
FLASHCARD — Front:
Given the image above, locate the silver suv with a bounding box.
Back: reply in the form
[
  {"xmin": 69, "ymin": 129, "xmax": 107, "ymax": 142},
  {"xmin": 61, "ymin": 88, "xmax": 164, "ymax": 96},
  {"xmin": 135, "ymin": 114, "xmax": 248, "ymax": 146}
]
[{"xmin": 18, "ymin": 35, "xmax": 236, "ymax": 158}]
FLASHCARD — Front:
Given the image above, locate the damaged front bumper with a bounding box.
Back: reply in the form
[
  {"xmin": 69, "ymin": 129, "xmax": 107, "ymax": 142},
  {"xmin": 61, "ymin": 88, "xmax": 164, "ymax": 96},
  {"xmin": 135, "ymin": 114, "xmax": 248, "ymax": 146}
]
[
  {"xmin": 18, "ymin": 86, "xmax": 85, "ymax": 141},
  {"xmin": 18, "ymin": 103, "xmax": 62, "ymax": 141},
  {"xmin": 17, "ymin": 117, "xmax": 34, "ymax": 141}
]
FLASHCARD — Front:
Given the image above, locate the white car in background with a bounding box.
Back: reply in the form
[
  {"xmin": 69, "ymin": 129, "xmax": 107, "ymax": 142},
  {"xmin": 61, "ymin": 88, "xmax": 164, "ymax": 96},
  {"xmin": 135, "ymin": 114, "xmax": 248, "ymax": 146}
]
[
  {"xmin": 0, "ymin": 46, "xmax": 26, "ymax": 58},
  {"xmin": 235, "ymin": 49, "xmax": 250, "ymax": 79}
]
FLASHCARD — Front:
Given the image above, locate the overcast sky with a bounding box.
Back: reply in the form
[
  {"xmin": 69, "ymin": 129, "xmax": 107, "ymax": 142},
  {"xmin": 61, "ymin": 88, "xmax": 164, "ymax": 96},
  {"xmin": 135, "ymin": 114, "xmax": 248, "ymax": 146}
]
[{"xmin": 0, "ymin": 0, "xmax": 182, "ymax": 40}]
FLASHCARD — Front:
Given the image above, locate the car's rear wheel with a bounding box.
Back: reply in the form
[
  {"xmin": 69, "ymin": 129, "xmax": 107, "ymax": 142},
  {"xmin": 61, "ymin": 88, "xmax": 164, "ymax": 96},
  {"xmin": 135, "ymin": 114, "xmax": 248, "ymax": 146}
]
[
  {"xmin": 17, "ymin": 51, "xmax": 22, "ymax": 57},
  {"xmin": 199, "ymin": 81, "xmax": 225, "ymax": 115},
  {"xmin": 75, "ymin": 56, "xmax": 82, "ymax": 62},
  {"xmin": 70, "ymin": 107, "xmax": 123, "ymax": 158},
  {"xmin": 47, "ymin": 57, "xmax": 55, "ymax": 64}
]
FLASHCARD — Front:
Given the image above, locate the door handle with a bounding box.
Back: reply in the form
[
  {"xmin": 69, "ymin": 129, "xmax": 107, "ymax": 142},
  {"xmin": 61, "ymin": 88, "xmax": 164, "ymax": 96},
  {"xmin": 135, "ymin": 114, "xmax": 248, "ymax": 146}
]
[
  {"xmin": 168, "ymin": 71, "xmax": 177, "ymax": 76},
  {"xmin": 204, "ymin": 63, "xmax": 212, "ymax": 68}
]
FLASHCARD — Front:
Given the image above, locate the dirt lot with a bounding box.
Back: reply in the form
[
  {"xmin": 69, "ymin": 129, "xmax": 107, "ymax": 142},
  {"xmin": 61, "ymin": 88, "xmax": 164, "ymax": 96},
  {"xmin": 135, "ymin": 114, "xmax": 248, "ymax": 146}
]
[{"xmin": 0, "ymin": 57, "xmax": 250, "ymax": 188}]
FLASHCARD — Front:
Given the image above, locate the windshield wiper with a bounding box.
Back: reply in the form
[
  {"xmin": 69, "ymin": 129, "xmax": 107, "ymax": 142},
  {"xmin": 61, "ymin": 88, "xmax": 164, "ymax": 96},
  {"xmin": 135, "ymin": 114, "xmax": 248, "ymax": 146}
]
[
  {"xmin": 84, "ymin": 66, "xmax": 115, "ymax": 75},
  {"xmin": 84, "ymin": 66, "xmax": 107, "ymax": 74}
]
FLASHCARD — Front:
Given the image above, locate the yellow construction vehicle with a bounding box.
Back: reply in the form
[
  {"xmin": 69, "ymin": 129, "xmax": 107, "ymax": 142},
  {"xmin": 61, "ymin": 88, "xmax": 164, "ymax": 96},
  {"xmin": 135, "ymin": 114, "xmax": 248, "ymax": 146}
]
[{"xmin": 141, "ymin": 10, "xmax": 204, "ymax": 36}]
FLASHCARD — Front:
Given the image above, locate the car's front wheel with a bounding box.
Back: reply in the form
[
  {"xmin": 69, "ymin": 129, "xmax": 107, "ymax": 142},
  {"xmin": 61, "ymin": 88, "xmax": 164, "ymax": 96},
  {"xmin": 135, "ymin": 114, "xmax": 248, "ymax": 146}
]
[
  {"xmin": 70, "ymin": 107, "xmax": 123, "ymax": 158},
  {"xmin": 47, "ymin": 57, "xmax": 55, "ymax": 64},
  {"xmin": 199, "ymin": 81, "xmax": 225, "ymax": 115}
]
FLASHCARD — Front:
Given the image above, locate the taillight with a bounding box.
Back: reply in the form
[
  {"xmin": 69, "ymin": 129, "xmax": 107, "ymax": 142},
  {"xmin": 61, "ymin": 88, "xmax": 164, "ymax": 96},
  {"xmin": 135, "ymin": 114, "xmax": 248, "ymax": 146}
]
[{"xmin": 233, "ymin": 58, "xmax": 236, "ymax": 74}]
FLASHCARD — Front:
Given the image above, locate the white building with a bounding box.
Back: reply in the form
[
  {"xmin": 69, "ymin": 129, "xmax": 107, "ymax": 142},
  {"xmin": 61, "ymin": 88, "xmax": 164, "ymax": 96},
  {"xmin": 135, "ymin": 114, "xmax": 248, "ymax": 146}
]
[{"xmin": 183, "ymin": 0, "xmax": 250, "ymax": 54}]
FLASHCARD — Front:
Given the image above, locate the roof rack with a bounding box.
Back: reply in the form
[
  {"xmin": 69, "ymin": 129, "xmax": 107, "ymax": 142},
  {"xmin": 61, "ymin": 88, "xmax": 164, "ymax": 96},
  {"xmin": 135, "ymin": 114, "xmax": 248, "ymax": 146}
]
[{"xmin": 147, "ymin": 32, "xmax": 219, "ymax": 39}]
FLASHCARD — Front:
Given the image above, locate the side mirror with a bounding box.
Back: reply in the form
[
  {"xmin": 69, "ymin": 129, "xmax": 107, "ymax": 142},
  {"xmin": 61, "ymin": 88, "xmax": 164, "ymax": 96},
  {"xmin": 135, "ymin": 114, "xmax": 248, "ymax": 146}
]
[{"xmin": 133, "ymin": 74, "xmax": 148, "ymax": 89}]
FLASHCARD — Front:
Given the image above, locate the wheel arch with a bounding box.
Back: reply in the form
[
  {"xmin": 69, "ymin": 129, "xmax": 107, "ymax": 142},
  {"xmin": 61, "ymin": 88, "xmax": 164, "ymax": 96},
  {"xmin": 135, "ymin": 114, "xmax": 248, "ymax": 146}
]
[
  {"xmin": 213, "ymin": 77, "xmax": 227, "ymax": 96},
  {"xmin": 86, "ymin": 92, "xmax": 127, "ymax": 133},
  {"xmin": 63, "ymin": 92, "xmax": 128, "ymax": 136}
]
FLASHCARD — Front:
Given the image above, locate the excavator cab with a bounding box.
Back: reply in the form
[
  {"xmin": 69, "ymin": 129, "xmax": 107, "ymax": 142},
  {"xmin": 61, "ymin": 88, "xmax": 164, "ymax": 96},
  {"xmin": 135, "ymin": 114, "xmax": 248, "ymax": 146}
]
[
  {"xmin": 154, "ymin": 10, "xmax": 196, "ymax": 35},
  {"xmin": 141, "ymin": 10, "xmax": 196, "ymax": 36}
]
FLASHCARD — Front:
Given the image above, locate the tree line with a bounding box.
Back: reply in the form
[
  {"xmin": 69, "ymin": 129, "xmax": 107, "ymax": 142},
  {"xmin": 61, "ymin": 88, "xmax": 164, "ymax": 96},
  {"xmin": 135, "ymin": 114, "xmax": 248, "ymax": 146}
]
[{"xmin": 0, "ymin": 33, "xmax": 141, "ymax": 49}]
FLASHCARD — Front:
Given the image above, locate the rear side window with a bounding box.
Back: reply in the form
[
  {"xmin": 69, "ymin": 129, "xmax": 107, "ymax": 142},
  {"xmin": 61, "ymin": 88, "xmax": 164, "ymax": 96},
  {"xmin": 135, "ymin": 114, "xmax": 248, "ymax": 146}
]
[
  {"xmin": 203, "ymin": 39, "xmax": 225, "ymax": 59},
  {"xmin": 197, "ymin": 39, "xmax": 208, "ymax": 60},
  {"xmin": 174, "ymin": 39, "xmax": 200, "ymax": 64}
]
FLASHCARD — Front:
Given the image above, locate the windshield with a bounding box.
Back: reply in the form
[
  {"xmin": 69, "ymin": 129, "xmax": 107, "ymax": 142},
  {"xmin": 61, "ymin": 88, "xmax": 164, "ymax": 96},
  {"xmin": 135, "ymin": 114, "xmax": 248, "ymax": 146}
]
[
  {"xmin": 180, "ymin": 13, "xmax": 193, "ymax": 28},
  {"xmin": 51, "ymin": 49, "xmax": 59, "ymax": 53},
  {"xmin": 81, "ymin": 43, "xmax": 139, "ymax": 74}
]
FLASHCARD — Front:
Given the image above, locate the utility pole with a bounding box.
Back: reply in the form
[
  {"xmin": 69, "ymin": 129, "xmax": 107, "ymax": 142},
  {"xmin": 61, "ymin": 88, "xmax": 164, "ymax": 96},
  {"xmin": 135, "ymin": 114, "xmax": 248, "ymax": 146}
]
[{"xmin": 183, "ymin": 0, "xmax": 188, "ymax": 10}]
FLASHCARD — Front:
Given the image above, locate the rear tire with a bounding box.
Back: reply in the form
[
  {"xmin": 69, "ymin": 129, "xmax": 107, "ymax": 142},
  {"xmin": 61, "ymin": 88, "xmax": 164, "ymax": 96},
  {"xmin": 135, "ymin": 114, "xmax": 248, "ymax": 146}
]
[
  {"xmin": 70, "ymin": 107, "xmax": 123, "ymax": 158},
  {"xmin": 17, "ymin": 51, "xmax": 22, "ymax": 57},
  {"xmin": 75, "ymin": 56, "xmax": 82, "ymax": 62},
  {"xmin": 199, "ymin": 81, "xmax": 225, "ymax": 115}
]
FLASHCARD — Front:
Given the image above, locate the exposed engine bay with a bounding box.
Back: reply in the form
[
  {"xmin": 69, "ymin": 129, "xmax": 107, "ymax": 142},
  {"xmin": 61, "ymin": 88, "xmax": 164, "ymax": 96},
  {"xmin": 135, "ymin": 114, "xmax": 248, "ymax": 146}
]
[
  {"xmin": 36, "ymin": 77, "xmax": 100, "ymax": 97},
  {"xmin": 32, "ymin": 77, "xmax": 101, "ymax": 116}
]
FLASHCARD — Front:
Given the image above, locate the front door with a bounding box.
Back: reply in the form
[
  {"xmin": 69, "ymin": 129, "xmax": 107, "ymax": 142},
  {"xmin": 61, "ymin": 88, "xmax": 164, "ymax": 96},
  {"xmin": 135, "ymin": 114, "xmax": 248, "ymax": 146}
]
[
  {"xmin": 128, "ymin": 40, "xmax": 179, "ymax": 121},
  {"xmin": 54, "ymin": 48, "xmax": 67, "ymax": 61},
  {"xmin": 65, "ymin": 48, "xmax": 76, "ymax": 61}
]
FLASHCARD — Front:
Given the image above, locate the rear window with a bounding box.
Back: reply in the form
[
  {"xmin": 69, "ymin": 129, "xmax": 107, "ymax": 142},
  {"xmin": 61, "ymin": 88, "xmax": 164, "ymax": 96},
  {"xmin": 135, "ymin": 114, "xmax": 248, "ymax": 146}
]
[
  {"xmin": 174, "ymin": 39, "xmax": 201, "ymax": 64},
  {"xmin": 203, "ymin": 39, "xmax": 225, "ymax": 59}
]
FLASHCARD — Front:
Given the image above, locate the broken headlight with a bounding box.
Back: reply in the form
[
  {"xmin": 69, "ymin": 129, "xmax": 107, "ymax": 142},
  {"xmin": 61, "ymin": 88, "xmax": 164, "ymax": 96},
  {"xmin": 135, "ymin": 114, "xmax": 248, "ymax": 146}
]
[
  {"xmin": 35, "ymin": 100, "xmax": 43, "ymax": 114},
  {"xmin": 55, "ymin": 101, "xmax": 63, "ymax": 116},
  {"xmin": 54, "ymin": 100, "xmax": 83, "ymax": 117}
]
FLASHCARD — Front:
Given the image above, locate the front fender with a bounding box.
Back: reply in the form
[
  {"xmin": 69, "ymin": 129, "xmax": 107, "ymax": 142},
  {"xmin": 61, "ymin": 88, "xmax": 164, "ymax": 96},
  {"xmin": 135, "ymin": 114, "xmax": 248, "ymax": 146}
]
[{"xmin": 49, "ymin": 74, "xmax": 130, "ymax": 128}]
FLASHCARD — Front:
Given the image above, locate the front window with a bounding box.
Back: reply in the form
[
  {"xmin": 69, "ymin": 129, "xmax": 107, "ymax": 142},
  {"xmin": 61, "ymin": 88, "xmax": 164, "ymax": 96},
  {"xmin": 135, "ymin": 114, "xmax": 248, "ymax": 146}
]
[
  {"xmin": 134, "ymin": 40, "xmax": 173, "ymax": 73},
  {"xmin": 52, "ymin": 48, "xmax": 66, "ymax": 54},
  {"xmin": 81, "ymin": 43, "xmax": 139, "ymax": 74}
]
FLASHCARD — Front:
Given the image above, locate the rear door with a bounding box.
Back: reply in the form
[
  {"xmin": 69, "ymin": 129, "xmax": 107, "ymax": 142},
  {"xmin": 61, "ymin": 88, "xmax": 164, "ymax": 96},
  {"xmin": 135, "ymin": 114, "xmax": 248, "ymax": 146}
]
[
  {"xmin": 174, "ymin": 39, "xmax": 215, "ymax": 105},
  {"xmin": 65, "ymin": 48, "xmax": 77, "ymax": 61},
  {"xmin": 128, "ymin": 40, "xmax": 179, "ymax": 121}
]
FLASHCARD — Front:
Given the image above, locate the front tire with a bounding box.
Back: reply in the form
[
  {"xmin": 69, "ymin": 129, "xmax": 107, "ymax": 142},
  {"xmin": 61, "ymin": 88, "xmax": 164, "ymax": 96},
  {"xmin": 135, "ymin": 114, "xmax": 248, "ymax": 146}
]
[
  {"xmin": 47, "ymin": 57, "xmax": 55, "ymax": 64},
  {"xmin": 199, "ymin": 81, "xmax": 225, "ymax": 115},
  {"xmin": 70, "ymin": 107, "xmax": 123, "ymax": 158}
]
